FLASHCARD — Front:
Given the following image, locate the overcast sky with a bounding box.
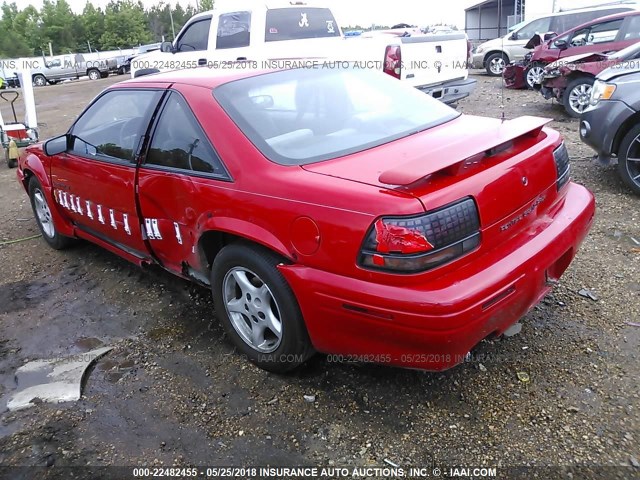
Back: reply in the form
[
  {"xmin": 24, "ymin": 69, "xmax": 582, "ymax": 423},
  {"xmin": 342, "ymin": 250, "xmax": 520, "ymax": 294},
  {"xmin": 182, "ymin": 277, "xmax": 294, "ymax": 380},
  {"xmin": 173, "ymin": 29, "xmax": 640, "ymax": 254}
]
[
  {"xmin": 16, "ymin": 0, "xmax": 612, "ymax": 29},
  {"xmin": 17, "ymin": 0, "xmax": 475, "ymax": 28}
]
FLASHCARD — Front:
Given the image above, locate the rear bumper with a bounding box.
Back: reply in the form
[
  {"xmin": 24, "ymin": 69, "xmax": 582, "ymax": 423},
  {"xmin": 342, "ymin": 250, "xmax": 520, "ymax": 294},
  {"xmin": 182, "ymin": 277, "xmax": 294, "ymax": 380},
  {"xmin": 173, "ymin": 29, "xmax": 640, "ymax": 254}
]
[
  {"xmin": 416, "ymin": 77, "xmax": 477, "ymax": 104},
  {"xmin": 281, "ymin": 183, "xmax": 595, "ymax": 371},
  {"xmin": 580, "ymin": 100, "xmax": 636, "ymax": 164}
]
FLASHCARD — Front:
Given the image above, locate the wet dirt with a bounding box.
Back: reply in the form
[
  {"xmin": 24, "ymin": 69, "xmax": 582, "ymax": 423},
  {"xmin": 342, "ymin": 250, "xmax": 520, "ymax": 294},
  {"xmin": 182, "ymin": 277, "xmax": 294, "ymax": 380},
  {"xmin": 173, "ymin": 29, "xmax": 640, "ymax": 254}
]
[{"xmin": 0, "ymin": 73, "xmax": 638, "ymax": 478}]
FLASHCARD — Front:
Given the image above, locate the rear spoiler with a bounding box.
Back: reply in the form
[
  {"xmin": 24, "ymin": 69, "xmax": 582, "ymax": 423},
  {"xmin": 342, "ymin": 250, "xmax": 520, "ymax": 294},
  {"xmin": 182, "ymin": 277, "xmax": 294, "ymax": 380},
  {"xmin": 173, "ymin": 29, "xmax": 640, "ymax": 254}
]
[{"xmin": 378, "ymin": 116, "xmax": 552, "ymax": 186}]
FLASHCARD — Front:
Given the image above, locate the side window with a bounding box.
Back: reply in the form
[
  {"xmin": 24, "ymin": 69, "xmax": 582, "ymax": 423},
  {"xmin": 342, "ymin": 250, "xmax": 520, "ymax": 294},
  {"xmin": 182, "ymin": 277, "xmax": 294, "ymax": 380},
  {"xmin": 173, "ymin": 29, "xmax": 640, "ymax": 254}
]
[
  {"xmin": 588, "ymin": 19, "xmax": 624, "ymax": 44},
  {"xmin": 216, "ymin": 11, "xmax": 251, "ymax": 49},
  {"xmin": 47, "ymin": 59, "xmax": 61, "ymax": 68},
  {"xmin": 515, "ymin": 17, "xmax": 551, "ymax": 40},
  {"xmin": 622, "ymin": 15, "xmax": 640, "ymax": 40},
  {"xmin": 70, "ymin": 90, "xmax": 162, "ymax": 163},
  {"xmin": 146, "ymin": 92, "xmax": 228, "ymax": 177},
  {"xmin": 570, "ymin": 19, "xmax": 623, "ymax": 46},
  {"xmin": 176, "ymin": 18, "xmax": 212, "ymax": 52}
]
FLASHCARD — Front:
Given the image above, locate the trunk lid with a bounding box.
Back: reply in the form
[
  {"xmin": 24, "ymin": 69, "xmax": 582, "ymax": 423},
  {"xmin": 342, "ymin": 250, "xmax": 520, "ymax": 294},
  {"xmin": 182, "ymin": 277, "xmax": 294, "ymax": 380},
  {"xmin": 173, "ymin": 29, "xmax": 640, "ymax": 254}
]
[{"xmin": 302, "ymin": 115, "xmax": 560, "ymax": 231}]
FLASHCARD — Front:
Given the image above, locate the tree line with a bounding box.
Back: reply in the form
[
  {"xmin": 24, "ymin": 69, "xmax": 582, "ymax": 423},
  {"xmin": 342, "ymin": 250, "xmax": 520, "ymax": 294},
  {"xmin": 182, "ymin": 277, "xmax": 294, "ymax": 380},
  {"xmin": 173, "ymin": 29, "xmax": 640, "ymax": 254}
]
[{"xmin": 0, "ymin": 0, "xmax": 215, "ymax": 58}]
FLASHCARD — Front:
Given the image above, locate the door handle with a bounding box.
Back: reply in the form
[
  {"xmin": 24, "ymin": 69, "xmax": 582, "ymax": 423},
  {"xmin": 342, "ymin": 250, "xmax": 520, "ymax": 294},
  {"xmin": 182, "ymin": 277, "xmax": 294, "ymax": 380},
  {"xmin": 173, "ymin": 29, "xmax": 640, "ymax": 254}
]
[
  {"xmin": 236, "ymin": 57, "xmax": 247, "ymax": 61},
  {"xmin": 198, "ymin": 58, "xmax": 207, "ymax": 66}
]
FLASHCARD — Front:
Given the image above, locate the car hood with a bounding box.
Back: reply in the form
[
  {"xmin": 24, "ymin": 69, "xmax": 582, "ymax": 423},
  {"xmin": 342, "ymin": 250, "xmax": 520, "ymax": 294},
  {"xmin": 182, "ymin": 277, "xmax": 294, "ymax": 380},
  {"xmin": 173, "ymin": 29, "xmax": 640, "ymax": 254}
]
[
  {"xmin": 475, "ymin": 36, "xmax": 507, "ymax": 52},
  {"xmin": 598, "ymin": 63, "xmax": 640, "ymax": 81},
  {"xmin": 547, "ymin": 52, "xmax": 609, "ymax": 70}
]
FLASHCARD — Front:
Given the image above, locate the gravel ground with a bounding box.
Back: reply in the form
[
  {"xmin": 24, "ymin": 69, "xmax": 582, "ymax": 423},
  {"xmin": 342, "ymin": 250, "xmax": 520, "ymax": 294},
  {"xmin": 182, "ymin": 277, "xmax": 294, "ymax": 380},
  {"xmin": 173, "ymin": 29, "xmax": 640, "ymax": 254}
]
[{"xmin": 0, "ymin": 73, "xmax": 638, "ymax": 480}]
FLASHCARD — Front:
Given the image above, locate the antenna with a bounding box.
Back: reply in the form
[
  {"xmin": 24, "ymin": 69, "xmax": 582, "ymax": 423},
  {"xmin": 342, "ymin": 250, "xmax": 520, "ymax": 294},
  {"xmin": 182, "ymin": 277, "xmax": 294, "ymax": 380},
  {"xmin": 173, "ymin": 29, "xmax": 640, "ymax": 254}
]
[{"xmin": 499, "ymin": 0, "xmax": 505, "ymax": 123}]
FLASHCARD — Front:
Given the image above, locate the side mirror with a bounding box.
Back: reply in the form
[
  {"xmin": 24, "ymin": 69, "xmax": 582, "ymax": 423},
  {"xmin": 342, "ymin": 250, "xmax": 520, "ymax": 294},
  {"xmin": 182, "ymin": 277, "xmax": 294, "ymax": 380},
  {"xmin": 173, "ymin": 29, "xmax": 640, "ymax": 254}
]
[
  {"xmin": 160, "ymin": 41, "xmax": 174, "ymax": 53},
  {"xmin": 554, "ymin": 39, "xmax": 568, "ymax": 50},
  {"xmin": 510, "ymin": 31, "xmax": 518, "ymax": 41},
  {"xmin": 43, "ymin": 134, "xmax": 68, "ymax": 156}
]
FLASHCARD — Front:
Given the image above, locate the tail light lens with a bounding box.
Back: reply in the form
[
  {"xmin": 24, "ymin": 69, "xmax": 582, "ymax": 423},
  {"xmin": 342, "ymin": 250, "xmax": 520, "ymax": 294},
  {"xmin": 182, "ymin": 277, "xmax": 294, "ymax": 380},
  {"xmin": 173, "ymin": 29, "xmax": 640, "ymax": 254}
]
[
  {"xmin": 359, "ymin": 197, "xmax": 481, "ymax": 273},
  {"xmin": 383, "ymin": 45, "xmax": 402, "ymax": 79},
  {"xmin": 553, "ymin": 142, "xmax": 570, "ymax": 191}
]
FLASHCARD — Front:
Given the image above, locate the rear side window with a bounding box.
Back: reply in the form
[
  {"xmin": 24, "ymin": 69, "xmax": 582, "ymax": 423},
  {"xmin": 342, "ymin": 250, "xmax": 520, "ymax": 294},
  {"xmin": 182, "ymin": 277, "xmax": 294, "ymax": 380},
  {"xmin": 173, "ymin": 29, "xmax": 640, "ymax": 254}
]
[
  {"xmin": 265, "ymin": 8, "xmax": 340, "ymax": 42},
  {"xmin": 146, "ymin": 92, "xmax": 229, "ymax": 178},
  {"xmin": 622, "ymin": 15, "xmax": 640, "ymax": 40},
  {"xmin": 176, "ymin": 18, "xmax": 211, "ymax": 52},
  {"xmin": 217, "ymin": 11, "xmax": 251, "ymax": 49}
]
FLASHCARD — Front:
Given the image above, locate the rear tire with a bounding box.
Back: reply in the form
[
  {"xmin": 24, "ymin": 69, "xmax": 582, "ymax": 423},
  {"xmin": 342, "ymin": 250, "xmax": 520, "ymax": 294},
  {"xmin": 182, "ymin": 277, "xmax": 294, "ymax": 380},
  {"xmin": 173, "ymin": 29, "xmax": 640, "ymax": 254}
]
[
  {"xmin": 88, "ymin": 69, "xmax": 100, "ymax": 81},
  {"xmin": 211, "ymin": 243, "xmax": 313, "ymax": 373},
  {"xmin": 617, "ymin": 124, "xmax": 640, "ymax": 195},
  {"xmin": 485, "ymin": 52, "xmax": 508, "ymax": 76},
  {"xmin": 32, "ymin": 74, "xmax": 47, "ymax": 87},
  {"xmin": 28, "ymin": 177, "xmax": 74, "ymax": 250},
  {"xmin": 563, "ymin": 76, "xmax": 595, "ymax": 118}
]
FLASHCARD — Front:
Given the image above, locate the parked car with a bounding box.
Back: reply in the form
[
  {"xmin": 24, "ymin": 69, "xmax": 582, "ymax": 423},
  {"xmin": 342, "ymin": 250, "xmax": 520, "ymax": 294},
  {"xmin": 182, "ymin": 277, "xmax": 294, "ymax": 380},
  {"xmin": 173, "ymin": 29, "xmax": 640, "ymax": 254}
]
[
  {"xmin": 31, "ymin": 54, "xmax": 110, "ymax": 86},
  {"xmin": 505, "ymin": 10, "xmax": 640, "ymax": 89},
  {"xmin": 17, "ymin": 67, "xmax": 594, "ymax": 373},
  {"xmin": 121, "ymin": 43, "xmax": 162, "ymax": 74},
  {"xmin": 0, "ymin": 73, "xmax": 20, "ymax": 89},
  {"xmin": 536, "ymin": 41, "xmax": 640, "ymax": 117},
  {"xmin": 580, "ymin": 64, "xmax": 640, "ymax": 194},
  {"xmin": 471, "ymin": 4, "xmax": 635, "ymax": 76},
  {"xmin": 131, "ymin": 2, "xmax": 476, "ymax": 105}
]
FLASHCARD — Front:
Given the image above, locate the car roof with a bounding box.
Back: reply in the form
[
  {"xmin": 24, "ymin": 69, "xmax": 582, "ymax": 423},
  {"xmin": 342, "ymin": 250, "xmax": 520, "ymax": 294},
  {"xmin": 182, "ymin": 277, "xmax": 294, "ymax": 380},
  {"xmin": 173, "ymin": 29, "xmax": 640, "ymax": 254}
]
[{"xmin": 122, "ymin": 66, "xmax": 272, "ymax": 89}]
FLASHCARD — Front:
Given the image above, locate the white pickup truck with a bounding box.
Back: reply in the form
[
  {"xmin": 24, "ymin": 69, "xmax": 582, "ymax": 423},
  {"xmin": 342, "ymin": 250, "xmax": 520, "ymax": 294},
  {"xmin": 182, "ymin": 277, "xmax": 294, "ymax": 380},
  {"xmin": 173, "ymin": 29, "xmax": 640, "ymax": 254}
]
[{"xmin": 130, "ymin": 0, "xmax": 476, "ymax": 105}]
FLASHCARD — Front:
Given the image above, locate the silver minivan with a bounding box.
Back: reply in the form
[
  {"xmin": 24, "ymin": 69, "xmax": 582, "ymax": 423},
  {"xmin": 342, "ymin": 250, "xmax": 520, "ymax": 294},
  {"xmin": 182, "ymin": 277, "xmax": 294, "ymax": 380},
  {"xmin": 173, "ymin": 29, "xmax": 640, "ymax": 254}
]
[{"xmin": 471, "ymin": 4, "xmax": 636, "ymax": 75}]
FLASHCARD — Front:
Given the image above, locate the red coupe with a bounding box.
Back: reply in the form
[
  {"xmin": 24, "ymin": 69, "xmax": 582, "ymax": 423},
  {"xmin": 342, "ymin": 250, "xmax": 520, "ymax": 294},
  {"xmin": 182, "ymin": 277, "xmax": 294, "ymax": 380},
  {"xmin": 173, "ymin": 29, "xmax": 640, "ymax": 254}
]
[{"xmin": 17, "ymin": 67, "xmax": 595, "ymax": 372}]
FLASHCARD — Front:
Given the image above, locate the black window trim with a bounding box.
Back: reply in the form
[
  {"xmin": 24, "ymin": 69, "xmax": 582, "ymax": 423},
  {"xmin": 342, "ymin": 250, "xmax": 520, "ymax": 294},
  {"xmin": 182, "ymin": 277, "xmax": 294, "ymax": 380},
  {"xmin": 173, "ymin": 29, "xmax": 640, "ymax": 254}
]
[
  {"xmin": 140, "ymin": 89, "xmax": 233, "ymax": 183},
  {"xmin": 175, "ymin": 15, "xmax": 213, "ymax": 52},
  {"xmin": 67, "ymin": 87, "xmax": 166, "ymax": 167}
]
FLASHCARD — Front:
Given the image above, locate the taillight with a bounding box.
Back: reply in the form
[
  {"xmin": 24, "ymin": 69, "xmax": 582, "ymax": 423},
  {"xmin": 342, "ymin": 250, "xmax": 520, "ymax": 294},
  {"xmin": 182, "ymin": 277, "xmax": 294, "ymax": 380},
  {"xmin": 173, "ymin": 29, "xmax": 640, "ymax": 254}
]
[
  {"xmin": 383, "ymin": 45, "xmax": 402, "ymax": 79},
  {"xmin": 467, "ymin": 39, "xmax": 472, "ymax": 63},
  {"xmin": 359, "ymin": 198, "xmax": 481, "ymax": 273},
  {"xmin": 554, "ymin": 142, "xmax": 570, "ymax": 191}
]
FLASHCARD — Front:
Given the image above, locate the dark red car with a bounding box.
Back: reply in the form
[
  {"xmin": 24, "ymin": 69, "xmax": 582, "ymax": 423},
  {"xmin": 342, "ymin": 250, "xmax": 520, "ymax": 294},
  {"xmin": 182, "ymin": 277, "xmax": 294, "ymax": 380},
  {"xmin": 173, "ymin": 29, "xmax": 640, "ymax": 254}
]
[
  {"xmin": 505, "ymin": 10, "xmax": 640, "ymax": 89},
  {"xmin": 17, "ymin": 67, "xmax": 595, "ymax": 373},
  {"xmin": 537, "ymin": 42, "xmax": 640, "ymax": 117}
]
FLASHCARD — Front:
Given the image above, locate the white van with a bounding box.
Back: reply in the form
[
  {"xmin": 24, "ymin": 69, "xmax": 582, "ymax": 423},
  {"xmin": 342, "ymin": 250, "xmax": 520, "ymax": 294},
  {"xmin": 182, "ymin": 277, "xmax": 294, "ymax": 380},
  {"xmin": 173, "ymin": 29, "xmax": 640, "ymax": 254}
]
[{"xmin": 471, "ymin": 4, "xmax": 637, "ymax": 75}]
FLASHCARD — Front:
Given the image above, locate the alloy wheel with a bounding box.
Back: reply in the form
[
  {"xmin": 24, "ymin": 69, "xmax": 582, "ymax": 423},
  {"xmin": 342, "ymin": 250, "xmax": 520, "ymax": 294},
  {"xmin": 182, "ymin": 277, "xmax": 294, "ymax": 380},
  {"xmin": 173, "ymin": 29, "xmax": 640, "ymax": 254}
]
[
  {"xmin": 623, "ymin": 134, "xmax": 640, "ymax": 190},
  {"xmin": 222, "ymin": 267, "xmax": 283, "ymax": 353},
  {"xmin": 568, "ymin": 83, "xmax": 592, "ymax": 115},
  {"xmin": 526, "ymin": 66, "xmax": 545, "ymax": 88},
  {"xmin": 33, "ymin": 188, "xmax": 55, "ymax": 238},
  {"xmin": 489, "ymin": 57, "xmax": 505, "ymax": 75}
]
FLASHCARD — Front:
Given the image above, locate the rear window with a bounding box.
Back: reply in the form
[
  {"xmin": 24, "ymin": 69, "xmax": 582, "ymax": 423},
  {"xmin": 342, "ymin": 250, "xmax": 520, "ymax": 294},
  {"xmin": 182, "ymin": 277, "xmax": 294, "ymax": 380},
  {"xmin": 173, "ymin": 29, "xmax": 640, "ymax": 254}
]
[
  {"xmin": 213, "ymin": 68, "xmax": 459, "ymax": 166},
  {"xmin": 265, "ymin": 8, "xmax": 340, "ymax": 42}
]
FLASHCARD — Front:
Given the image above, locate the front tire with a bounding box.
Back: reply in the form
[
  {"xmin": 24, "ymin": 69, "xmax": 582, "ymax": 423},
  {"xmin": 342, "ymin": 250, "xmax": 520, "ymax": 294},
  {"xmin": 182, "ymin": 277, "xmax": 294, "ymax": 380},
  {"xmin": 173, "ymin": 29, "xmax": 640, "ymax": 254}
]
[
  {"xmin": 563, "ymin": 76, "xmax": 594, "ymax": 118},
  {"xmin": 525, "ymin": 62, "xmax": 545, "ymax": 89},
  {"xmin": 211, "ymin": 243, "xmax": 313, "ymax": 373},
  {"xmin": 28, "ymin": 177, "xmax": 74, "ymax": 250},
  {"xmin": 485, "ymin": 52, "xmax": 508, "ymax": 76},
  {"xmin": 5, "ymin": 148, "xmax": 16, "ymax": 168},
  {"xmin": 617, "ymin": 124, "xmax": 640, "ymax": 195}
]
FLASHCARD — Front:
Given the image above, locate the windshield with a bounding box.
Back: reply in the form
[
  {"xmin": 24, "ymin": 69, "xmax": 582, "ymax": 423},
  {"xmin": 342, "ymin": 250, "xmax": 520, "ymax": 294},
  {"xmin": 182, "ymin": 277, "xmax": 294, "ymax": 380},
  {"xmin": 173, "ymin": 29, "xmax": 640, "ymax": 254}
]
[{"xmin": 213, "ymin": 68, "xmax": 460, "ymax": 166}]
